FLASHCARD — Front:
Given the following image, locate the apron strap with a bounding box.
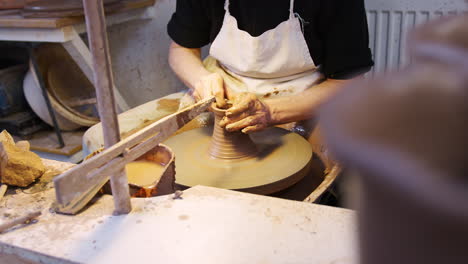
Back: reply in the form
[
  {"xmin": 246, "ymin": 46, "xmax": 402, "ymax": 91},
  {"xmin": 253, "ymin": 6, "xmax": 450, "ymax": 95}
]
[
  {"xmin": 224, "ymin": 0, "xmax": 230, "ymax": 13},
  {"xmin": 289, "ymin": 0, "xmax": 295, "ymax": 19}
]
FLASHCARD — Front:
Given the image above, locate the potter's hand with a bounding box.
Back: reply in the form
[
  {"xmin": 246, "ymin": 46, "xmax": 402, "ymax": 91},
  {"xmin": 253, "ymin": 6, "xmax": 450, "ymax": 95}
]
[
  {"xmin": 194, "ymin": 72, "xmax": 228, "ymax": 108},
  {"xmin": 219, "ymin": 93, "xmax": 272, "ymax": 134}
]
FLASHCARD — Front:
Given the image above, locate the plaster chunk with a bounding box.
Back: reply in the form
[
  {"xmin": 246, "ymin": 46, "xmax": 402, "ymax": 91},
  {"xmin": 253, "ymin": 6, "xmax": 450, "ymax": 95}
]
[{"xmin": 0, "ymin": 131, "xmax": 45, "ymax": 187}]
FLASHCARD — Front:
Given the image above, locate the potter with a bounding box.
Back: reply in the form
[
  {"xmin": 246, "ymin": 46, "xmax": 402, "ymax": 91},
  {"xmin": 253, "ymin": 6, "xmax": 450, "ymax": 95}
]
[
  {"xmin": 167, "ymin": 0, "xmax": 373, "ymax": 172},
  {"xmin": 83, "ymin": 0, "xmax": 373, "ymax": 195}
]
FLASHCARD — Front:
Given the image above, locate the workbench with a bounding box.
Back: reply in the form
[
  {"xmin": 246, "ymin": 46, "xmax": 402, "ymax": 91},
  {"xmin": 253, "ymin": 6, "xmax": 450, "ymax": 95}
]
[
  {"xmin": 0, "ymin": 0, "xmax": 157, "ymax": 112},
  {"xmin": 0, "ymin": 159, "xmax": 358, "ymax": 264}
]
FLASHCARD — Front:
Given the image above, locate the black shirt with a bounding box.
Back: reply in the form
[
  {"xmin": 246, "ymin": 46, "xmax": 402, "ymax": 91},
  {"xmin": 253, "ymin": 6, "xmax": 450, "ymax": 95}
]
[{"xmin": 167, "ymin": 0, "xmax": 374, "ymax": 79}]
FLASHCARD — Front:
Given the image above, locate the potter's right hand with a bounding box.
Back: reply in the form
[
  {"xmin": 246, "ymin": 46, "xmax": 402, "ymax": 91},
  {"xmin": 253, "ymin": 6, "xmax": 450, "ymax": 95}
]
[{"xmin": 194, "ymin": 72, "xmax": 228, "ymax": 108}]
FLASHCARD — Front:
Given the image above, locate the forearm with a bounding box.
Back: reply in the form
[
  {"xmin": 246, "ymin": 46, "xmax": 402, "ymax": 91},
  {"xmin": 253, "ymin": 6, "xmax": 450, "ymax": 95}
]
[
  {"xmin": 168, "ymin": 41, "xmax": 211, "ymax": 91},
  {"xmin": 265, "ymin": 79, "xmax": 350, "ymax": 124}
]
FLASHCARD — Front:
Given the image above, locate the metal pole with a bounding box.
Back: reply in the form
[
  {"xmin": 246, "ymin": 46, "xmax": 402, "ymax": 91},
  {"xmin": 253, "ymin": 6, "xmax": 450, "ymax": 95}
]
[{"xmin": 29, "ymin": 45, "xmax": 65, "ymax": 148}]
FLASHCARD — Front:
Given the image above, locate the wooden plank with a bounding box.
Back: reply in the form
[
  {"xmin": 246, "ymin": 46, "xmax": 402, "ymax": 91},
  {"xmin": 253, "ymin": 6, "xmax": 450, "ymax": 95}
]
[
  {"xmin": 0, "ymin": 211, "xmax": 42, "ymax": 234},
  {"xmin": 53, "ymin": 97, "xmax": 215, "ymax": 214},
  {"xmin": 0, "ymin": 0, "xmax": 24, "ymax": 10},
  {"xmin": 83, "ymin": 0, "xmax": 131, "ymax": 215},
  {"xmin": 0, "ymin": 26, "xmax": 76, "ymax": 42},
  {"xmin": 0, "ymin": 9, "xmax": 21, "ymax": 16},
  {"xmin": 0, "ymin": 15, "xmax": 81, "ymax": 28},
  {"xmin": 22, "ymin": 1, "xmax": 122, "ymax": 19},
  {"xmin": 0, "ymin": 0, "xmax": 155, "ymax": 28}
]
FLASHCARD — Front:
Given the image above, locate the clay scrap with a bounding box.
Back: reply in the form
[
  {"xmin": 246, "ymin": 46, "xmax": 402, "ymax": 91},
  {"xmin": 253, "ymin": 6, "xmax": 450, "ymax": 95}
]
[{"xmin": 0, "ymin": 130, "xmax": 45, "ymax": 187}]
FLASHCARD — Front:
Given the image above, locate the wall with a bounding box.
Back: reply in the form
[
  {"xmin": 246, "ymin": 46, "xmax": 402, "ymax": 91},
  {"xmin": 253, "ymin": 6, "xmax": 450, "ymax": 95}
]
[
  {"xmin": 107, "ymin": 0, "xmax": 184, "ymax": 108},
  {"xmin": 365, "ymin": 0, "xmax": 467, "ymax": 75}
]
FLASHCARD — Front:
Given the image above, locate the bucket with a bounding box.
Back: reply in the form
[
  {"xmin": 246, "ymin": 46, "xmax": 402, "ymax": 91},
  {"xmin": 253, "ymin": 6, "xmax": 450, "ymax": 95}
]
[
  {"xmin": 89, "ymin": 144, "xmax": 176, "ymax": 198},
  {"xmin": 126, "ymin": 144, "xmax": 175, "ymax": 198},
  {"xmin": 24, "ymin": 44, "xmax": 99, "ymax": 131}
]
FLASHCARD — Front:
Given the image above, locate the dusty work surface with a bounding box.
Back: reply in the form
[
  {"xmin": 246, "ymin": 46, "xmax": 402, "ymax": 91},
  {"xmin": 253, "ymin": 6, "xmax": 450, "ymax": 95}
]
[{"xmin": 0, "ymin": 164, "xmax": 357, "ymax": 264}]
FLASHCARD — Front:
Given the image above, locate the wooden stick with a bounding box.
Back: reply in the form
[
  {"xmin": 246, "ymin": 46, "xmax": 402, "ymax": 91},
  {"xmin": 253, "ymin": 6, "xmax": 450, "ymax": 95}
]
[
  {"xmin": 0, "ymin": 211, "xmax": 41, "ymax": 233},
  {"xmin": 303, "ymin": 166, "xmax": 342, "ymax": 203},
  {"xmin": 82, "ymin": 0, "xmax": 131, "ymax": 214}
]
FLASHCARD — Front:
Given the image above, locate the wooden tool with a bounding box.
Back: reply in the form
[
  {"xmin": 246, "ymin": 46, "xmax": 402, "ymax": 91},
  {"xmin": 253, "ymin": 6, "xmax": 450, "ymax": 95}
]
[
  {"xmin": 0, "ymin": 211, "xmax": 41, "ymax": 233},
  {"xmin": 53, "ymin": 97, "xmax": 215, "ymax": 215}
]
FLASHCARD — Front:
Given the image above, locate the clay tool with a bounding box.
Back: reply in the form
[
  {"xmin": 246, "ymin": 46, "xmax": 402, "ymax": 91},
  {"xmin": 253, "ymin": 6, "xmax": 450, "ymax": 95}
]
[
  {"xmin": 0, "ymin": 211, "xmax": 41, "ymax": 233},
  {"xmin": 53, "ymin": 96, "xmax": 215, "ymax": 215}
]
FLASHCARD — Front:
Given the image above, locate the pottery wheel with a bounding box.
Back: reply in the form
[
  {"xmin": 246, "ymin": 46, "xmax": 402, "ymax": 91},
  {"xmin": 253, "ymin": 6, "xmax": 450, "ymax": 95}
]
[{"xmin": 163, "ymin": 110, "xmax": 313, "ymax": 195}]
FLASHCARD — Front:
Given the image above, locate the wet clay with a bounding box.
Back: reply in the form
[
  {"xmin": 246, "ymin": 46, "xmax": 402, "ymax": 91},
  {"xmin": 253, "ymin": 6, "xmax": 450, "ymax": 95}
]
[
  {"xmin": 119, "ymin": 99, "xmax": 183, "ymax": 140},
  {"xmin": 120, "ymin": 119, "xmax": 158, "ymax": 140},
  {"xmin": 208, "ymin": 106, "xmax": 258, "ymax": 160},
  {"xmin": 156, "ymin": 99, "xmax": 180, "ymax": 113},
  {"xmin": 163, "ymin": 105, "xmax": 313, "ymax": 194},
  {"xmin": 125, "ymin": 161, "xmax": 165, "ymax": 187}
]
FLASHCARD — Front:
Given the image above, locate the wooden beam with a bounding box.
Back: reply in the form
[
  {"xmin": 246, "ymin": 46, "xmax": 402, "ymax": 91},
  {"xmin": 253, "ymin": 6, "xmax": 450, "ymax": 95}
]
[
  {"xmin": 82, "ymin": 0, "xmax": 131, "ymax": 215},
  {"xmin": 62, "ymin": 32, "xmax": 130, "ymax": 111}
]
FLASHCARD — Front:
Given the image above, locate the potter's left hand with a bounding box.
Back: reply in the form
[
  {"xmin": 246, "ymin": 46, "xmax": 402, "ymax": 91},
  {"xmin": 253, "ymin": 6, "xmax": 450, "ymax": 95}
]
[{"xmin": 219, "ymin": 93, "xmax": 272, "ymax": 134}]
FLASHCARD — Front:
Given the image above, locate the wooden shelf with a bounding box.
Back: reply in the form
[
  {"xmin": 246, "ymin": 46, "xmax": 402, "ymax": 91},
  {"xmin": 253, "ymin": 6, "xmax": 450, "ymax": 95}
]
[{"xmin": 0, "ymin": 0, "xmax": 155, "ymax": 28}]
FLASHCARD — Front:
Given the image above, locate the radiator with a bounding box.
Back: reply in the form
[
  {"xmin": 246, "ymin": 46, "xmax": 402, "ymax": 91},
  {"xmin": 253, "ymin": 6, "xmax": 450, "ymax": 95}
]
[{"xmin": 365, "ymin": 0, "xmax": 468, "ymax": 75}]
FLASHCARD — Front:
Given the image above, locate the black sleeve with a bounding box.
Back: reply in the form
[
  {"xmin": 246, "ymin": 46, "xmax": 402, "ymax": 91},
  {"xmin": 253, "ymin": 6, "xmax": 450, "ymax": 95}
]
[
  {"xmin": 167, "ymin": 0, "xmax": 211, "ymax": 48},
  {"xmin": 320, "ymin": 0, "xmax": 374, "ymax": 79}
]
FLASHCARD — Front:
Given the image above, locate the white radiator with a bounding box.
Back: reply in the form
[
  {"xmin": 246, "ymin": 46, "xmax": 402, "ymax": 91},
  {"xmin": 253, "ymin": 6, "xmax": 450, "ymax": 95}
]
[{"xmin": 365, "ymin": 0, "xmax": 468, "ymax": 75}]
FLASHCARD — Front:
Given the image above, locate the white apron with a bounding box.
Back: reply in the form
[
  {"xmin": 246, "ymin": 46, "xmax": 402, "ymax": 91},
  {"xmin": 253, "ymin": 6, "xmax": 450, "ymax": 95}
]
[{"xmin": 206, "ymin": 0, "xmax": 323, "ymax": 98}]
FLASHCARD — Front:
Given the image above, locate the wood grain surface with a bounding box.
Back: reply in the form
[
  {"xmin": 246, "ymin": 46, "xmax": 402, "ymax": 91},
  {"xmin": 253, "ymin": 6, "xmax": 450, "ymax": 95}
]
[
  {"xmin": 82, "ymin": 0, "xmax": 131, "ymax": 214},
  {"xmin": 0, "ymin": 0, "xmax": 155, "ymax": 28},
  {"xmin": 0, "ymin": 0, "xmax": 25, "ymax": 10},
  {"xmin": 24, "ymin": 0, "xmax": 119, "ymax": 12}
]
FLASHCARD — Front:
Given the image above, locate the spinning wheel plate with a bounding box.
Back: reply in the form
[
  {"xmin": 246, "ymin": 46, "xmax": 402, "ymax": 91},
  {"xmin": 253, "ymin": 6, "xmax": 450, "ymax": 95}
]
[{"xmin": 163, "ymin": 126, "xmax": 313, "ymax": 194}]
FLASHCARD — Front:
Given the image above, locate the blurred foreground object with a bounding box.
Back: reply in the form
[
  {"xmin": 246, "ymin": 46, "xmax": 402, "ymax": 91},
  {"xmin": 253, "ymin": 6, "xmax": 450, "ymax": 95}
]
[{"xmin": 320, "ymin": 15, "xmax": 468, "ymax": 264}]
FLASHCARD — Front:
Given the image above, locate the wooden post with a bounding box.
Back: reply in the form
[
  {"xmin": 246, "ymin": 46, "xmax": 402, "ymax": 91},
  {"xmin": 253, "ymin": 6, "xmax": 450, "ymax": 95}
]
[{"xmin": 82, "ymin": 0, "xmax": 131, "ymax": 214}]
